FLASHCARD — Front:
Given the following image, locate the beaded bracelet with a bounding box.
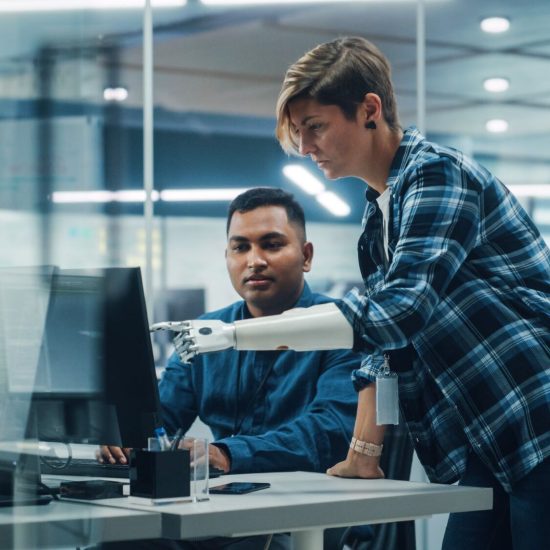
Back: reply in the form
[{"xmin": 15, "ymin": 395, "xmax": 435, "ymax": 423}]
[{"xmin": 349, "ymin": 437, "xmax": 383, "ymax": 456}]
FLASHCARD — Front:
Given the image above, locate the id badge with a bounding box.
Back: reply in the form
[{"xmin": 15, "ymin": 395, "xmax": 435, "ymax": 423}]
[{"xmin": 376, "ymin": 354, "xmax": 399, "ymax": 425}]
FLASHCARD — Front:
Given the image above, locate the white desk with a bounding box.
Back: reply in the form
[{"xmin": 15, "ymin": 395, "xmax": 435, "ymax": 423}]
[
  {"xmin": 0, "ymin": 498, "xmax": 161, "ymax": 550},
  {"xmin": 97, "ymin": 471, "xmax": 493, "ymax": 550}
]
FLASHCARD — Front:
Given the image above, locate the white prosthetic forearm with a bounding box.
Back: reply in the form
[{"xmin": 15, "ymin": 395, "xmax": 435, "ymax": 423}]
[
  {"xmin": 234, "ymin": 302, "xmax": 353, "ymax": 351},
  {"xmin": 151, "ymin": 302, "xmax": 354, "ymax": 362}
]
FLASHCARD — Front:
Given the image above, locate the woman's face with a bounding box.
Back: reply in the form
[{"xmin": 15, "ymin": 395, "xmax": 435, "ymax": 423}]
[{"xmin": 288, "ymin": 97, "xmax": 369, "ymax": 180}]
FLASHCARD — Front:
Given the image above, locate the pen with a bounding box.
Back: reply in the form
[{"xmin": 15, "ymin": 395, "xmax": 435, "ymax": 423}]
[
  {"xmin": 154, "ymin": 426, "xmax": 171, "ymax": 451},
  {"xmin": 170, "ymin": 428, "xmax": 184, "ymax": 451}
]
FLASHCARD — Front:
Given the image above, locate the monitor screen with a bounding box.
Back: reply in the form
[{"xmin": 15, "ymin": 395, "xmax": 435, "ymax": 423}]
[
  {"xmin": 29, "ymin": 269, "xmax": 114, "ymax": 445},
  {"xmin": 35, "ymin": 270, "xmax": 104, "ymax": 396}
]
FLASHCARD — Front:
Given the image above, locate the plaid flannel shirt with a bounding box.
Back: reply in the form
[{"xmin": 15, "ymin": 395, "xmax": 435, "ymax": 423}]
[{"xmin": 338, "ymin": 127, "xmax": 550, "ymax": 492}]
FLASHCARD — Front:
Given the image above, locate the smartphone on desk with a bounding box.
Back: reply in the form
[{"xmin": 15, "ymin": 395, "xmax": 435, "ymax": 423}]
[{"xmin": 210, "ymin": 482, "xmax": 270, "ymax": 495}]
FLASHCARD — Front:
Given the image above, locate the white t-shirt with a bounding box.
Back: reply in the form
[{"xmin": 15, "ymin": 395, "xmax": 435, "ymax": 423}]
[{"xmin": 376, "ymin": 187, "xmax": 391, "ymax": 263}]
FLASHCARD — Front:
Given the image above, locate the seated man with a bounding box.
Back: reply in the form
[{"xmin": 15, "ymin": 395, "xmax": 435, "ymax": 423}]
[{"xmin": 101, "ymin": 187, "xmax": 360, "ymax": 549}]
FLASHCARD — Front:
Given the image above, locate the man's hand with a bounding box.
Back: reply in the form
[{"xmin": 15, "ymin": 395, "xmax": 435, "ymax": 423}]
[
  {"xmin": 177, "ymin": 438, "xmax": 231, "ymax": 473},
  {"xmin": 326, "ymin": 453, "xmax": 384, "ymax": 479},
  {"xmin": 96, "ymin": 445, "xmax": 132, "ymax": 465},
  {"xmin": 209, "ymin": 444, "xmax": 231, "ymax": 473}
]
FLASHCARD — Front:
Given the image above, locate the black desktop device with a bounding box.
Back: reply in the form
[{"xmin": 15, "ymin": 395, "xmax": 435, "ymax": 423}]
[
  {"xmin": 0, "ymin": 266, "xmax": 219, "ymax": 498},
  {"xmin": 102, "ymin": 267, "xmax": 163, "ymax": 449}
]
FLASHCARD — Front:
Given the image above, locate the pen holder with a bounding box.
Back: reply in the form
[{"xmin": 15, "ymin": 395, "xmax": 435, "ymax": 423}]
[{"xmin": 129, "ymin": 449, "xmax": 190, "ymax": 503}]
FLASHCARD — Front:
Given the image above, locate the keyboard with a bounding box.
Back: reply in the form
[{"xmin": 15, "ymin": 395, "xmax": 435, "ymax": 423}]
[
  {"xmin": 40, "ymin": 457, "xmax": 224, "ymax": 479},
  {"xmin": 40, "ymin": 458, "xmax": 130, "ymax": 478}
]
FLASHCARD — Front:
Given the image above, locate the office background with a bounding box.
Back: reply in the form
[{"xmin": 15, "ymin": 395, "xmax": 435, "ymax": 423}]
[{"xmin": 1, "ymin": 1, "xmax": 549, "ymax": 548}]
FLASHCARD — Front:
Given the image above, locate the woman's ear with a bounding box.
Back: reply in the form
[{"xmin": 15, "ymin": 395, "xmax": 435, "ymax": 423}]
[{"xmin": 361, "ymin": 92, "xmax": 382, "ymax": 127}]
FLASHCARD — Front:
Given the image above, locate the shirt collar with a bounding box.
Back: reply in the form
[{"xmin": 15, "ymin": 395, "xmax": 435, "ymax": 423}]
[
  {"xmin": 387, "ymin": 126, "xmax": 425, "ymax": 187},
  {"xmin": 364, "ymin": 126, "xmax": 424, "ymax": 202}
]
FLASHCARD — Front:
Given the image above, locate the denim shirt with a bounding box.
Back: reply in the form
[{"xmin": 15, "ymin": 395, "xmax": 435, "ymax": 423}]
[
  {"xmin": 159, "ymin": 282, "xmax": 359, "ymax": 474},
  {"xmin": 339, "ymin": 127, "xmax": 550, "ymax": 492}
]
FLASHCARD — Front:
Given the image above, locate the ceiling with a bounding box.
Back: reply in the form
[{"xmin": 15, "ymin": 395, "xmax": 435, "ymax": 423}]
[
  {"xmin": 120, "ymin": 0, "xmax": 550, "ymax": 167},
  {"xmin": 1, "ymin": 0, "xmax": 550, "ymax": 222}
]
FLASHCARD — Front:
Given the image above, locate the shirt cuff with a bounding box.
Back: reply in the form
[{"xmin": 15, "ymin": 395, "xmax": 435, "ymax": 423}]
[
  {"xmin": 334, "ymin": 296, "xmax": 369, "ymax": 353},
  {"xmin": 214, "ymin": 438, "xmax": 252, "ymax": 474},
  {"xmin": 351, "ymin": 368, "xmax": 375, "ymax": 392}
]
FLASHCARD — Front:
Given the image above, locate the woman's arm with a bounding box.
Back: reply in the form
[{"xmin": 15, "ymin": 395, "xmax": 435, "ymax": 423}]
[{"xmin": 327, "ymin": 383, "xmax": 386, "ymax": 478}]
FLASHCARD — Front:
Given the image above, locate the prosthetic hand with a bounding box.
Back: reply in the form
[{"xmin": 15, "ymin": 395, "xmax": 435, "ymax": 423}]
[
  {"xmin": 150, "ymin": 320, "xmax": 236, "ymax": 362},
  {"xmin": 150, "ymin": 302, "xmax": 353, "ymax": 362}
]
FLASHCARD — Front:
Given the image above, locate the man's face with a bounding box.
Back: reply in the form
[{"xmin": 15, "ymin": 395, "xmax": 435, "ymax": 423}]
[
  {"xmin": 226, "ymin": 206, "xmax": 313, "ymax": 317},
  {"xmin": 288, "ymin": 97, "xmax": 367, "ymax": 180}
]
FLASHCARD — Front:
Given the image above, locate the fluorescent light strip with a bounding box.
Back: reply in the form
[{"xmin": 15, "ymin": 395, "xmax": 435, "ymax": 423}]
[
  {"xmin": 283, "ymin": 164, "xmax": 350, "ymax": 217},
  {"xmin": 508, "ymin": 185, "xmax": 550, "ymax": 199},
  {"xmin": 316, "ymin": 191, "xmax": 351, "ymax": 217},
  {"xmin": 0, "ymin": 0, "xmax": 186, "ymax": 12},
  {"xmin": 282, "ymin": 165, "xmax": 325, "ymax": 195},
  {"xmin": 52, "ymin": 188, "xmax": 248, "ymax": 203},
  {"xmin": 202, "ymin": 0, "xmax": 424, "ymax": 4},
  {"xmin": 52, "ymin": 190, "xmax": 160, "ymax": 203},
  {"xmin": 160, "ymin": 188, "xmax": 249, "ymax": 201}
]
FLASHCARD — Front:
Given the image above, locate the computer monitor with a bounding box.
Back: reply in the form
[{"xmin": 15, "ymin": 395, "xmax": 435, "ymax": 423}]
[
  {"xmin": 27, "ymin": 266, "xmax": 162, "ymax": 450},
  {"xmin": 102, "ymin": 267, "xmax": 162, "ymax": 448}
]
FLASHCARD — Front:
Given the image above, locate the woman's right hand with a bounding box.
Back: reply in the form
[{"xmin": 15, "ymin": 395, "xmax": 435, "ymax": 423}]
[{"xmin": 326, "ymin": 452, "xmax": 384, "ymax": 479}]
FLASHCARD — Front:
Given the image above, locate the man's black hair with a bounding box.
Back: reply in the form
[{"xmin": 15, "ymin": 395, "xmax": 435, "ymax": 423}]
[{"xmin": 226, "ymin": 187, "xmax": 306, "ymax": 239}]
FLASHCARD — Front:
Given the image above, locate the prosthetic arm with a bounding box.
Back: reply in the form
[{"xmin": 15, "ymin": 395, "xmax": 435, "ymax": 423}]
[{"xmin": 150, "ymin": 302, "xmax": 354, "ymax": 362}]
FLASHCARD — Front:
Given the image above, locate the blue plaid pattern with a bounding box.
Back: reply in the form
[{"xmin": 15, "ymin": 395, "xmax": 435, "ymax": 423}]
[{"xmin": 339, "ymin": 127, "xmax": 550, "ymax": 492}]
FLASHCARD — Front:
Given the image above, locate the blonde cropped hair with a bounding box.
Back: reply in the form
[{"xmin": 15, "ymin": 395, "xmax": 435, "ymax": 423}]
[{"xmin": 276, "ymin": 36, "xmax": 401, "ymax": 155}]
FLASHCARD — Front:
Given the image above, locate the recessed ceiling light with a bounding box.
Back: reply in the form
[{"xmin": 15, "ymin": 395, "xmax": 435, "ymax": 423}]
[
  {"xmin": 480, "ymin": 17, "xmax": 510, "ymax": 33},
  {"xmin": 103, "ymin": 87, "xmax": 129, "ymax": 102},
  {"xmin": 486, "ymin": 119, "xmax": 509, "ymax": 133},
  {"xmin": 483, "ymin": 77, "xmax": 509, "ymax": 93}
]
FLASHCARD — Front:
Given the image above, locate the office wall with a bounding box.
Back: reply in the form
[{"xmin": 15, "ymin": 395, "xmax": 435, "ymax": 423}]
[{"xmin": 0, "ymin": 209, "xmax": 362, "ymax": 312}]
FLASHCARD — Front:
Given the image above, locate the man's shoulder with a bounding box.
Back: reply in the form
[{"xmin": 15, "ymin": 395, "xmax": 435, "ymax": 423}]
[{"xmin": 301, "ymin": 288, "xmax": 337, "ymax": 307}]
